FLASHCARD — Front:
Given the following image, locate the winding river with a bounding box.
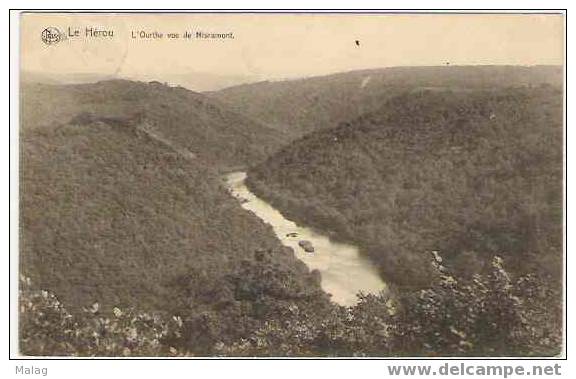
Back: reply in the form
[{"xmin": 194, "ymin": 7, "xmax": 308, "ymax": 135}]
[{"xmin": 225, "ymin": 172, "xmax": 387, "ymax": 306}]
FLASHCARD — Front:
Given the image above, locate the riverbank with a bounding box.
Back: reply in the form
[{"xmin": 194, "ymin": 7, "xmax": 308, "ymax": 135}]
[{"xmin": 224, "ymin": 172, "xmax": 386, "ymax": 306}]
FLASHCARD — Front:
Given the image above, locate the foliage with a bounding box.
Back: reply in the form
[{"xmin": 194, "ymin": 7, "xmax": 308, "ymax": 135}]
[
  {"xmin": 20, "ymin": 252, "xmax": 562, "ymax": 357},
  {"xmin": 248, "ymin": 86, "xmax": 563, "ymax": 290},
  {"xmin": 217, "ymin": 253, "xmax": 562, "ymax": 357},
  {"xmin": 393, "ymin": 253, "xmax": 562, "ymax": 356},
  {"xmin": 19, "ymin": 277, "xmax": 184, "ymax": 357},
  {"xmin": 174, "ymin": 249, "xmax": 332, "ymax": 355}
]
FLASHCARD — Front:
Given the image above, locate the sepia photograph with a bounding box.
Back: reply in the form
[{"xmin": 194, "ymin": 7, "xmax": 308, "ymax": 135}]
[{"xmin": 13, "ymin": 10, "xmax": 565, "ymax": 359}]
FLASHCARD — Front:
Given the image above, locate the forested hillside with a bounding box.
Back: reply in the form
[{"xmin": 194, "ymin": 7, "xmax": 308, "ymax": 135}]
[
  {"xmin": 22, "ymin": 80, "xmax": 286, "ymax": 170},
  {"xmin": 211, "ymin": 66, "xmax": 562, "ymax": 138},
  {"xmin": 20, "ymin": 81, "xmax": 330, "ymax": 354},
  {"xmin": 247, "ymin": 86, "xmax": 563, "ymax": 289},
  {"xmin": 19, "ymin": 73, "xmax": 564, "ymax": 357}
]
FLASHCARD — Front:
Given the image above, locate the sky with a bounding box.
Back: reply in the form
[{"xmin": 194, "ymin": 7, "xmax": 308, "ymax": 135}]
[{"xmin": 20, "ymin": 13, "xmax": 564, "ymax": 88}]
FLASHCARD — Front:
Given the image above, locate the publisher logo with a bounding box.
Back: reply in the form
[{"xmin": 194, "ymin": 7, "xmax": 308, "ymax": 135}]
[{"xmin": 41, "ymin": 27, "xmax": 63, "ymax": 45}]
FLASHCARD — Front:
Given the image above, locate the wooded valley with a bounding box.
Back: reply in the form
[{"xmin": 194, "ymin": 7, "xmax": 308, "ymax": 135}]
[{"xmin": 20, "ymin": 65, "xmax": 564, "ymax": 357}]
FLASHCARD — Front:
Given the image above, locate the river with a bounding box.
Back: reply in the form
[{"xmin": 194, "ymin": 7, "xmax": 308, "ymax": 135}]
[{"xmin": 224, "ymin": 172, "xmax": 387, "ymax": 306}]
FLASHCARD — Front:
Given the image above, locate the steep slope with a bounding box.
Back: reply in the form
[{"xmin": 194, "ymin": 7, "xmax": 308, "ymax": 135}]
[
  {"xmin": 247, "ymin": 86, "xmax": 564, "ymax": 289},
  {"xmin": 20, "ymin": 118, "xmax": 325, "ymax": 310},
  {"xmin": 20, "ymin": 81, "xmax": 332, "ymax": 353},
  {"xmin": 21, "ymin": 80, "xmax": 287, "ymax": 170},
  {"xmin": 211, "ymin": 65, "xmax": 562, "ymax": 138}
]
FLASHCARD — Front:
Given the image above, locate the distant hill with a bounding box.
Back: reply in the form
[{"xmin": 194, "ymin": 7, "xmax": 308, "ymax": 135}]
[
  {"xmin": 21, "ymin": 80, "xmax": 287, "ymax": 170},
  {"xmin": 125, "ymin": 71, "xmax": 260, "ymax": 92},
  {"xmin": 247, "ymin": 85, "xmax": 564, "ymax": 289},
  {"xmin": 21, "ymin": 71, "xmax": 118, "ymax": 85},
  {"xmin": 22, "ymin": 70, "xmax": 259, "ymax": 92},
  {"xmin": 210, "ymin": 65, "xmax": 562, "ymax": 138}
]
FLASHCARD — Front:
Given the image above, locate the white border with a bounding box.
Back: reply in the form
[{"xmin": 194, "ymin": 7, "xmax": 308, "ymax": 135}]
[{"xmin": 3, "ymin": 3, "xmax": 572, "ymax": 378}]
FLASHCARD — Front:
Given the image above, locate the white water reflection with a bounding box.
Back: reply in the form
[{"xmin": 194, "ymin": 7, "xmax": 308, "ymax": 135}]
[{"xmin": 225, "ymin": 172, "xmax": 387, "ymax": 306}]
